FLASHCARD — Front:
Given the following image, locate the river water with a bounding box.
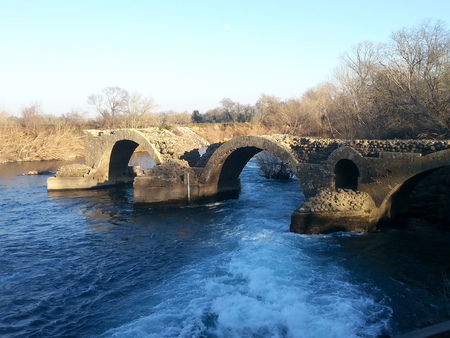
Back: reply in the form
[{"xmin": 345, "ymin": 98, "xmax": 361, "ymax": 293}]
[{"xmin": 0, "ymin": 158, "xmax": 449, "ymax": 337}]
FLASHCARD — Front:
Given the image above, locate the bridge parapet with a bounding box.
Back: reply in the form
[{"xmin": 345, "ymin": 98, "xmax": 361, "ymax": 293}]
[
  {"xmin": 287, "ymin": 137, "xmax": 450, "ymax": 163},
  {"xmin": 84, "ymin": 127, "xmax": 209, "ymax": 166}
]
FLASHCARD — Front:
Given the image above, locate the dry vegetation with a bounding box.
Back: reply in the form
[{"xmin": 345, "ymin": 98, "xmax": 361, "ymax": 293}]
[
  {"xmin": 0, "ymin": 106, "xmax": 85, "ymax": 163},
  {"xmin": 0, "ymin": 126, "xmax": 84, "ymax": 162},
  {"xmin": 189, "ymin": 123, "xmax": 273, "ymax": 143},
  {"xmin": 254, "ymin": 151, "xmax": 294, "ymax": 179}
]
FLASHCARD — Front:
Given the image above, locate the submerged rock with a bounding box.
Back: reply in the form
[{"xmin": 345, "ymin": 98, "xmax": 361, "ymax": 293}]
[{"xmin": 26, "ymin": 170, "xmax": 54, "ymax": 176}]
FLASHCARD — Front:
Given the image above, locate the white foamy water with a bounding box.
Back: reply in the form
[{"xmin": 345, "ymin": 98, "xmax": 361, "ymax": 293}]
[
  {"xmin": 102, "ymin": 227, "xmax": 391, "ymax": 337},
  {"xmin": 101, "ymin": 162, "xmax": 392, "ymax": 337}
]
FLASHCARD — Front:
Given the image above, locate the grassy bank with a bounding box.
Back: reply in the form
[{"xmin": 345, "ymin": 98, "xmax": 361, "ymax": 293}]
[{"xmin": 0, "ymin": 126, "xmax": 85, "ymax": 163}]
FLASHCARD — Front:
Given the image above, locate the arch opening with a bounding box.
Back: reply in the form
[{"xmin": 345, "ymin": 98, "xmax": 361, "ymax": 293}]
[
  {"xmin": 334, "ymin": 159, "xmax": 359, "ymax": 191},
  {"xmin": 108, "ymin": 140, "xmax": 140, "ymax": 182},
  {"xmin": 217, "ymin": 146, "xmax": 262, "ymax": 199},
  {"xmin": 129, "ymin": 149, "xmax": 156, "ymax": 172},
  {"xmin": 215, "ymin": 146, "xmax": 300, "ymax": 201},
  {"xmin": 108, "ymin": 139, "xmax": 159, "ymax": 183}
]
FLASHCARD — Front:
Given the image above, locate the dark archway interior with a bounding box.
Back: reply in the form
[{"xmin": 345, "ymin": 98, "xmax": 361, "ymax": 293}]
[
  {"xmin": 384, "ymin": 166, "xmax": 449, "ymax": 227},
  {"xmin": 217, "ymin": 146, "xmax": 262, "ymax": 198},
  {"xmin": 109, "ymin": 140, "xmax": 140, "ymax": 181},
  {"xmin": 334, "ymin": 159, "xmax": 359, "ymax": 191}
]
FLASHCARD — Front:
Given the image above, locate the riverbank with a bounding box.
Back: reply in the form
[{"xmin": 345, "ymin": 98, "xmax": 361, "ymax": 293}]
[
  {"xmin": 0, "ymin": 125, "xmax": 85, "ymax": 163},
  {"xmin": 0, "ymin": 123, "xmax": 271, "ymax": 163}
]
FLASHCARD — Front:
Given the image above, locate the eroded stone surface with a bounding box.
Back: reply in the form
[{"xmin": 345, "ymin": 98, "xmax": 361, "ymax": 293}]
[
  {"xmin": 290, "ymin": 188, "xmax": 380, "ymax": 234},
  {"xmin": 55, "ymin": 164, "xmax": 92, "ymax": 177},
  {"xmin": 299, "ymin": 188, "xmax": 376, "ymax": 213},
  {"xmin": 143, "ymin": 159, "xmax": 194, "ymax": 179}
]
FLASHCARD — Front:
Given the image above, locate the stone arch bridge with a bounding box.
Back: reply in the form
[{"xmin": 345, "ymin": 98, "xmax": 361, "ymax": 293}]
[{"xmin": 47, "ymin": 128, "xmax": 450, "ymax": 234}]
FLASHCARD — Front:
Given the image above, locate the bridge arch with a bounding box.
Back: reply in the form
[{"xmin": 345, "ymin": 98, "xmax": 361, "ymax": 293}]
[
  {"xmin": 327, "ymin": 146, "xmax": 364, "ymax": 191},
  {"xmin": 90, "ymin": 129, "xmax": 163, "ymax": 182},
  {"xmin": 379, "ymin": 148, "xmax": 450, "ymax": 227},
  {"xmin": 379, "ymin": 166, "xmax": 449, "ymax": 226},
  {"xmin": 108, "ymin": 140, "xmax": 140, "ymax": 181},
  {"xmin": 199, "ymin": 136, "xmax": 301, "ymax": 198}
]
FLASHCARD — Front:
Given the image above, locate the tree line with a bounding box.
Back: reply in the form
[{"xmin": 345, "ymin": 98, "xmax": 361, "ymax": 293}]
[{"xmin": 193, "ymin": 20, "xmax": 450, "ymax": 139}]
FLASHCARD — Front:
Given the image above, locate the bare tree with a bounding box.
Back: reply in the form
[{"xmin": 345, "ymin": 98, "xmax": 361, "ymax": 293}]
[
  {"xmin": 87, "ymin": 86, "xmax": 129, "ymax": 128},
  {"xmin": 300, "ymin": 83, "xmax": 338, "ymax": 137},
  {"xmin": 382, "ymin": 20, "xmax": 450, "ymax": 135},
  {"xmin": 255, "ymin": 151, "xmax": 293, "ymax": 179},
  {"xmin": 87, "ymin": 87, "xmax": 156, "ymax": 128},
  {"xmin": 125, "ymin": 92, "xmax": 156, "ymax": 128},
  {"xmin": 220, "ymin": 98, "xmax": 235, "ymax": 122},
  {"xmin": 322, "ymin": 21, "xmax": 450, "ymax": 139},
  {"xmin": 21, "ymin": 102, "xmax": 43, "ymax": 133},
  {"xmin": 333, "ymin": 41, "xmax": 386, "ymax": 138},
  {"xmin": 254, "ymin": 94, "xmax": 282, "ymax": 127}
]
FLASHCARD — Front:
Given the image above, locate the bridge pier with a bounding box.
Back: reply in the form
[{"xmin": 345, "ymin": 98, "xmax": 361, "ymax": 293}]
[
  {"xmin": 133, "ymin": 175, "xmax": 230, "ymax": 207},
  {"xmin": 46, "ymin": 163, "xmax": 139, "ymax": 190},
  {"xmin": 132, "ymin": 160, "xmax": 242, "ymax": 207},
  {"xmin": 290, "ymin": 210, "xmax": 379, "ymax": 234},
  {"xmin": 290, "ymin": 188, "xmax": 380, "ymax": 234}
]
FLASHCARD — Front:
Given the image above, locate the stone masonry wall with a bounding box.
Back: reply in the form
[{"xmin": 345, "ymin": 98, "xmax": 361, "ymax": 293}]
[
  {"xmin": 194, "ymin": 136, "xmax": 450, "ymax": 169},
  {"xmin": 285, "ymin": 137, "xmax": 450, "ymax": 164},
  {"xmin": 84, "ymin": 127, "xmax": 209, "ymax": 167}
]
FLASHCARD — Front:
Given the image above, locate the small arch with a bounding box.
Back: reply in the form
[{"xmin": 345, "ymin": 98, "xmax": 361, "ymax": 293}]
[{"xmin": 334, "ymin": 159, "xmax": 359, "ymax": 191}]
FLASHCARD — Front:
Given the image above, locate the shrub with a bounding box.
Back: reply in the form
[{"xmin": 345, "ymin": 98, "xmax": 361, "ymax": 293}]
[{"xmin": 254, "ymin": 151, "xmax": 293, "ymax": 179}]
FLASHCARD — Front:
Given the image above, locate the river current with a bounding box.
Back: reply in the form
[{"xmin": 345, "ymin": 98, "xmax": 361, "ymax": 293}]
[{"xmin": 0, "ymin": 158, "xmax": 449, "ymax": 337}]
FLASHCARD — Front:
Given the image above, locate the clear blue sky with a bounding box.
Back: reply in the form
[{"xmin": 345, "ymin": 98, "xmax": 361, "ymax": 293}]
[{"xmin": 1, "ymin": 0, "xmax": 449, "ymax": 117}]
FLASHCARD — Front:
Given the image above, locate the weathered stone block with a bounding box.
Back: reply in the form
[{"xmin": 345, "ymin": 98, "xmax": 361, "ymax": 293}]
[
  {"xmin": 290, "ymin": 209, "xmax": 379, "ymax": 234},
  {"xmin": 55, "ymin": 164, "xmax": 92, "ymax": 177}
]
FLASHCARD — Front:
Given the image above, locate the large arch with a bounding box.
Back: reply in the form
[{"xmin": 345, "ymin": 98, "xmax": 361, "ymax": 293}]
[
  {"xmin": 379, "ymin": 166, "xmax": 450, "ymax": 226},
  {"xmin": 378, "ymin": 148, "xmax": 450, "ymax": 223},
  {"xmin": 199, "ymin": 136, "xmax": 301, "ymax": 199}
]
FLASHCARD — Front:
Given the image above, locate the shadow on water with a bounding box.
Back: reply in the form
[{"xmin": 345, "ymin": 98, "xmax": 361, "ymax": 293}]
[{"xmin": 322, "ymin": 222, "xmax": 450, "ymax": 333}]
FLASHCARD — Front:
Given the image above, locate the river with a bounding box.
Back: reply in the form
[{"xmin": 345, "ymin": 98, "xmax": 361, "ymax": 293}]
[{"xmin": 0, "ymin": 157, "xmax": 449, "ymax": 337}]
